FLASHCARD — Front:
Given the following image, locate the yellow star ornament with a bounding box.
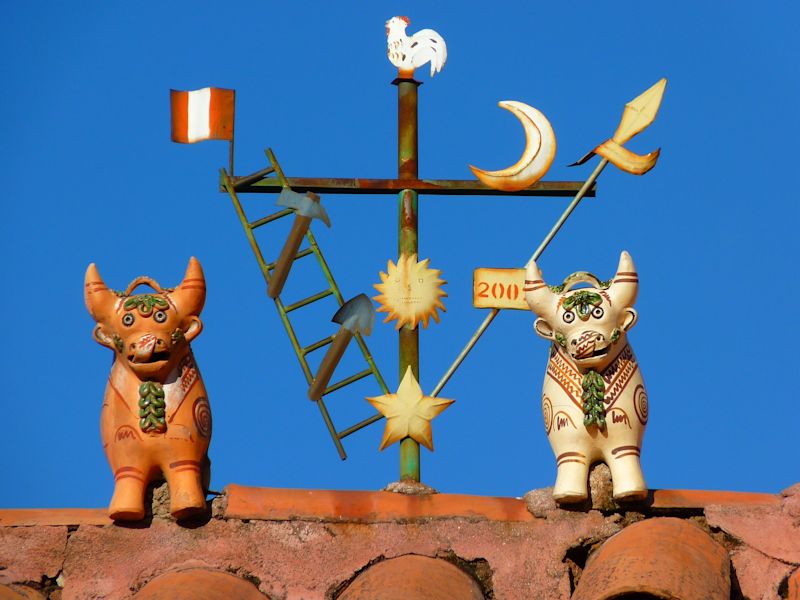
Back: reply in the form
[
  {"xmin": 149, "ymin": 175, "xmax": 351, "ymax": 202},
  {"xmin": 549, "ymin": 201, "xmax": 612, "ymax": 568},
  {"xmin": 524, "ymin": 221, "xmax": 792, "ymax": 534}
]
[{"xmin": 367, "ymin": 366, "xmax": 454, "ymax": 451}]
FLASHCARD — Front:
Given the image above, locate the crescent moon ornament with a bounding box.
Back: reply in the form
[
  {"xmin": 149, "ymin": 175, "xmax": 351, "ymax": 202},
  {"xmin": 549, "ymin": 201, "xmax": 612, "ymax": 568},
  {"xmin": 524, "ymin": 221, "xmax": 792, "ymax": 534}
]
[{"xmin": 469, "ymin": 101, "xmax": 556, "ymax": 192}]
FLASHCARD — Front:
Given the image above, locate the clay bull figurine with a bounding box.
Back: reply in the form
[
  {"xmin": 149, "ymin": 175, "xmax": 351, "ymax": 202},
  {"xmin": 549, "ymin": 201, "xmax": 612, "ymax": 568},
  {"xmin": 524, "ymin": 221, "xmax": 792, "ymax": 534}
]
[
  {"xmin": 525, "ymin": 251, "xmax": 648, "ymax": 503},
  {"xmin": 85, "ymin": 257, "xmax": 211, "ymax": 520}
]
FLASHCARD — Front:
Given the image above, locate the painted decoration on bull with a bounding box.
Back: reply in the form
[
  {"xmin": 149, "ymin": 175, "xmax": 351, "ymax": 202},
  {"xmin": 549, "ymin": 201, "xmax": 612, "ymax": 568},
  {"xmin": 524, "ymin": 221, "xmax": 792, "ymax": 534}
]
[
  {"xmin": 469, "ymin": 101, "xmax": 557, "ymax": 192},
  {"xmin": 525, "ymin": 251, "xmax": 648, "ymax": 503},
  {"xmin": 385, "ymin": 16, "xmax": 447, "ymax": 79},
  {"xmin": 367, "ymin": 367, "xmax": 454, "ymax": 451},
  {"xmin": 373, "ymin": 253, "xmax": 447, "ymax": 330},
  {"xmin": 85, "ymin": 257, "xmax": 211, "ymax": 521}
]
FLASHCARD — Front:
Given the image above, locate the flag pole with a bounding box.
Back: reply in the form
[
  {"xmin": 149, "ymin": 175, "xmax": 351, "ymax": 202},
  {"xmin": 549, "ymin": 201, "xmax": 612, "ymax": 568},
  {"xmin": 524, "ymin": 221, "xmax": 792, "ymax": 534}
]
[{"xmin": 229, "ymin": 138, "xmax": 235, "ymax": 177}]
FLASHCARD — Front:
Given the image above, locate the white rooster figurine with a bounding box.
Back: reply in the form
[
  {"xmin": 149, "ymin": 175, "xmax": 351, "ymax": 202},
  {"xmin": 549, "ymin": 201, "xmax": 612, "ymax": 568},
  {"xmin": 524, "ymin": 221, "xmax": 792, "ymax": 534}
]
[{"xmin": 385, "ymin": 16, "xmax": 447, "ymax": 79}]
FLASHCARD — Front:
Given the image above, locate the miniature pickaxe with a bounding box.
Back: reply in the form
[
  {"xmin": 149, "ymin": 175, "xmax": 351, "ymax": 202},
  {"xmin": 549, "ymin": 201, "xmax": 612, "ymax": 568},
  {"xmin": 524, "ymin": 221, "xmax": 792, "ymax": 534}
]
[
  {"xmin": 267, "ymin": 188, "xmax": 331, "ymax": 299},
  {"xmin": 308, "ymin": 294, "xmax": 375, "ymax": 401}
]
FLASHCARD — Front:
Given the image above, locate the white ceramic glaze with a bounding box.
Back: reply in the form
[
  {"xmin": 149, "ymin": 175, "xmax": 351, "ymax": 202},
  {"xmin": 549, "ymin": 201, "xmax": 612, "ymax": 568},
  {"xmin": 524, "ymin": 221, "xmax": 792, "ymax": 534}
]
[{"xmin": 525, "ymin": 251, "xmax": 648, "ymax": 503}]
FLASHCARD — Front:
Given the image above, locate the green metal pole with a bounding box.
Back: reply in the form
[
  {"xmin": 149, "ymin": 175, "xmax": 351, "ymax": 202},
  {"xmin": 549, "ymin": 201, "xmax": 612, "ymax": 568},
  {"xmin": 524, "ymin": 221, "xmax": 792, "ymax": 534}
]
[{"xmin": 395, "ymin": 77, "xmax": 420, "ymax": 482}]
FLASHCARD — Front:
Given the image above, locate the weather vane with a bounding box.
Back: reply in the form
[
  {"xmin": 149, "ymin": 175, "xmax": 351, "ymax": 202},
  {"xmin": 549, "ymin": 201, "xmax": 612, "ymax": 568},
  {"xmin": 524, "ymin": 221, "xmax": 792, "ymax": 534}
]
[{"xmin": 170, "ymin": 16, "xmax": 666, "ymax": 491}]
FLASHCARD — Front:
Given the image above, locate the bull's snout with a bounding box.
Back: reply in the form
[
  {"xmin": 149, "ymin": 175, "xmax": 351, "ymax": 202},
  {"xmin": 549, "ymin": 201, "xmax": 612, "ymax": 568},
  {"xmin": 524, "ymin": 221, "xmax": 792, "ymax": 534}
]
[
  {"xmin": 569, "ymin": 330, "xmax": 608, "ymax": 360},
  {"xmin": 129, "ymin": 334, "xmax": 170, "ymax": 364}
]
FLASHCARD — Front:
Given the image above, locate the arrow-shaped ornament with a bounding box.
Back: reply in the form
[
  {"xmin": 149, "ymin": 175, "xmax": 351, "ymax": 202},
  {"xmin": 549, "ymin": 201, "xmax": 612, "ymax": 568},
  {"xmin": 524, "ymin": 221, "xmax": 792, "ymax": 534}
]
[{"xmin": 571, "ymin": 78, "xmax": 666, "ymax": 175}]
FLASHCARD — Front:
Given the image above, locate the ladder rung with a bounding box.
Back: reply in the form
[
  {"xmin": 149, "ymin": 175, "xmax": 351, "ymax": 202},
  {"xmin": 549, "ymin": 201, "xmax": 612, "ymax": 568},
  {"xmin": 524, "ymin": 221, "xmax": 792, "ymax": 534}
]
[
  {"xmin": 284, "ymin": 289, "xmax": 334, "ymax": 313},
  {"xmin": 265, "ymin": 247, "xmax": 315, "ymax": 271},
  {"xmin": 324, "ymin": 368, "xmax": 373, "ymax": 396},
  {"xmin": 250, "ymin": 208, "xmax": 293, "ymax": 229},
  {"xmin": 293, "ymin": 247, "xmax": 314, "ymax": 261},
  {"xmin": 302, "ymin": 335, "xmax": 335, "ymax": 355},
  {"xmin": 338, "ymin": 413, "xmax": 384, "ymax": 440},
  {"xmin": 233, "ymin": 166, "xmax": 276, "ymax": 189}
]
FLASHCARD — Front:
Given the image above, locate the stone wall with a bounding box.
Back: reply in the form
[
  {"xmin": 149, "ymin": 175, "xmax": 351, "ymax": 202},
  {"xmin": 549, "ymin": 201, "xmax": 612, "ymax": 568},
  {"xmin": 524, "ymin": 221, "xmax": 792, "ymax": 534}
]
[{"xmin": 1, "ymin": 481, "xmax": 798, "ymax": 599}]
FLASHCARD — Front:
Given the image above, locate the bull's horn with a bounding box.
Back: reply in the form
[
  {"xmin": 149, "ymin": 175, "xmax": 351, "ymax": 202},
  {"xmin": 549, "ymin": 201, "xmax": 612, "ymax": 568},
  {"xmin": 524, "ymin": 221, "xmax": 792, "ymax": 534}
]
[
  {"xmin": 524, "ymin": 260, "xmax": 558, "ymax": 319},
  {"xmin": 608, "ymin": 251, "xmax": 639, "ymax": 308},
  {"xmin": 170, "ymin": 257, "xmax": 206, "ymax": 316},
  {"xmin": 84, "ymin": 263, "xmax": 117, "ymax": 322}
]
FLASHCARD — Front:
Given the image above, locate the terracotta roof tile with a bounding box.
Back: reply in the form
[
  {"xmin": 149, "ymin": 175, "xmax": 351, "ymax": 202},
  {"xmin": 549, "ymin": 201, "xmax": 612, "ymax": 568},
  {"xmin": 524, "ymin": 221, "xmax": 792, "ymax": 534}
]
[
  {"xmin": 338, "ymin": 555, "xmax": 483, "ymax": 600},
  {"xmin": 651, "ymin": 488, "xmax": 779, "ymax": 509},
  {"xmin": 0, "ymin": 509, "xmax": 111, "ymax": 527},
  {"xmin": 134, "ymin": 569, "xmax": 265, "ymax": 599},
  {"xmin": 788, "ymin": 568, "xmax": 800, "ymax": 600},
  {"xmin": 573, "ymin": 517, "xmax": 730, "ymax": 600},
  {"xmin": 224, "ymin": 484, "xmax": 535, "ymax": 522}
]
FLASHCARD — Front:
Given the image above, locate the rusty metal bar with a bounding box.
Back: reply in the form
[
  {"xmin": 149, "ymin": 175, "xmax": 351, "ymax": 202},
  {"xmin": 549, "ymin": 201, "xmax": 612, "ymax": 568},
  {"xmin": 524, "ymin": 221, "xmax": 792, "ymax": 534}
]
[
  {"xmin": 395, "ymin": 77, "xmax": 421, "ymax": 483},
  {"xmin": 227, "ymin": 176, "xmax": 595, "ymax": 197}
]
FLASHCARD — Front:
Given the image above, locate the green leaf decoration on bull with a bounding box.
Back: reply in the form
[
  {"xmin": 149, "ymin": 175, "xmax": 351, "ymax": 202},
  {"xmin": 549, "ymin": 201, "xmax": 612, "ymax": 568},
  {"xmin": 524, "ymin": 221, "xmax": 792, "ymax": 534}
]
[
  {"xmin": 582, "ymin": 370, "xmax": 606, "ymax": 429},
  {"xmin": 562, "ymin": 290, "xmax": 603, "ymax": 322},
  {"xmin": 124, "ymin": 294, "xmax": 169, "ymax": 317},
  {"xmin": 138, "ymin": 381, "xmax": 167, "ymax": 433}
]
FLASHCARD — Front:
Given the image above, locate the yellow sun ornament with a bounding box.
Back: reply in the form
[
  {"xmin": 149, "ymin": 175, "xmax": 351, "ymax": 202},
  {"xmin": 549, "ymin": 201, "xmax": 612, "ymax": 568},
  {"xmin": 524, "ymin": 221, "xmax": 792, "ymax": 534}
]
[
  {"xmin": 373, "ymin": 253, "xmax": 447, "ymax": 330},
  {"xmin": 367, "ymin": 367, "xmax": 454, "ymax": 451}
]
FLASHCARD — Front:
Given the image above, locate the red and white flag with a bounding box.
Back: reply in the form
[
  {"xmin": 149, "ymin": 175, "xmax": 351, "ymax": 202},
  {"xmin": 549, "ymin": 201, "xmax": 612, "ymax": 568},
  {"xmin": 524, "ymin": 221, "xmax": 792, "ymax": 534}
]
[{"xmin": 170, "ymin": 87, "xmax": 235, "ymax": 143}]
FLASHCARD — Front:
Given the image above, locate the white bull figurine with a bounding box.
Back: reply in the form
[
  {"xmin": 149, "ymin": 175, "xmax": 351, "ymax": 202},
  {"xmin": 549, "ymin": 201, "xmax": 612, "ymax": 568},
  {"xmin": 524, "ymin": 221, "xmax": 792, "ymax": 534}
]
[{"xmin": 525, "ymin": 251, "xmax": 648, "ymax": 503}]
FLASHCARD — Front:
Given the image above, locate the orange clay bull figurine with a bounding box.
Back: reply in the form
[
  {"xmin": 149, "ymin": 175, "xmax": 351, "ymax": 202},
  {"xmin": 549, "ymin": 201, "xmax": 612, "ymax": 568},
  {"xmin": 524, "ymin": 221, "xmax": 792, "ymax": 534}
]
[{"xmin": 85, "ymin": 257, "xmax": 211, "ymax": 520}]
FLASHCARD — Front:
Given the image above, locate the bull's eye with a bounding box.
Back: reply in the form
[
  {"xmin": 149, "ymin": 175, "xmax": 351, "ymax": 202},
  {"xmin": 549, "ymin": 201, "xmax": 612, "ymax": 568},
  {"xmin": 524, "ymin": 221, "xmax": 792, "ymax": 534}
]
[
  {"xmin": 153, "ymin": 310, "xmax": 168, "ymax": 323},
  {"xmin": 122, "ymin": 313, "xmax": 135, "ymax": 327},
  {"xmin": 591, "ymin": 307, "xmax": 604, "ymax": 319},
  {"xmin": 562, "ymin": 311, "xmax": 575, "ymax": 323}
]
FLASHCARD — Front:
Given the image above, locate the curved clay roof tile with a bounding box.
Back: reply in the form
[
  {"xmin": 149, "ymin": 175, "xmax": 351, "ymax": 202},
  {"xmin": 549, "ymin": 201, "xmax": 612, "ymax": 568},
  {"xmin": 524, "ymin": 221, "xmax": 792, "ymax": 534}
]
[
  {"xmin": 573, "ymin": 517, "xmax": 730, "ymax": 600},
  {"xmin": 787, "ymin": 568, "xmax": 800, "ymax": 600},
  {"xmin": 338, "ymin": 555, "xmax": 483, "ymax": 600},
  {"xmin": 134, "ymin": 568, "xmax": 266, "ymax": 599}
]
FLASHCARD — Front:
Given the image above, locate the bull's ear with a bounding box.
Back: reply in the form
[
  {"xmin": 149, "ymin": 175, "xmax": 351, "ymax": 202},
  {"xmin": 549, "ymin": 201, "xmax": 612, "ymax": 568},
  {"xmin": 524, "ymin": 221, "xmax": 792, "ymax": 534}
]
[
  {"xmin": 620, "ymin": 307, "xmax": 638, "ymax": 332},
  {"xmin": 533, "ymin": 318, "xmax": 555, "ymax": 341},
  {"xmin": 182, "ymin": 316, "xmax": 203, "ymax": 342},
  {"xmin": 92, "ymin": 325, "xmax": 116, "ymax": 350}
]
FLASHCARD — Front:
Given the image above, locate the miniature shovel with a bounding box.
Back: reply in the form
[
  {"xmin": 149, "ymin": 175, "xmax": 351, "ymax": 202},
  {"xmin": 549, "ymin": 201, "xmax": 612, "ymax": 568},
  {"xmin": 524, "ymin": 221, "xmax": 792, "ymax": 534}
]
[{"xmin": 308, "ymin": 294, "xmax": 375, "ymax": 401}]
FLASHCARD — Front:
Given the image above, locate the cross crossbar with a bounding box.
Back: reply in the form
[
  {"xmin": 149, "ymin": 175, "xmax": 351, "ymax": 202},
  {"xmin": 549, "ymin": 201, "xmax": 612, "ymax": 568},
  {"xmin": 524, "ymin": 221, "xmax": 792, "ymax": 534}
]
[{"xmin": 225, "ymin": 176, "xmax": 596, "ymax": 197}]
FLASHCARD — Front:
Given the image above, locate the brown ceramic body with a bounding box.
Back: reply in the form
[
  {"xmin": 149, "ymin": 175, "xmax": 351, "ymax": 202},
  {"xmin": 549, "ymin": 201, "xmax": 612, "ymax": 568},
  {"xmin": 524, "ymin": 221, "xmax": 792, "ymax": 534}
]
[
  {"xmin": 85, "ymin": 258, "xmax": 210, "ymax": 521},
  {"xmin": 526, "ymin": 251, "xmax": 648, "ymax": 503}
]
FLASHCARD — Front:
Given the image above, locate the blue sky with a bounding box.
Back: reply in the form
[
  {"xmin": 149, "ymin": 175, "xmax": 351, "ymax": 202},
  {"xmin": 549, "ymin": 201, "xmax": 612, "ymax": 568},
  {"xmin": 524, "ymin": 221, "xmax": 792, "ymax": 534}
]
[{"xmin": 1, "ymin": 1, "xmax": 798, "ymax": 508}]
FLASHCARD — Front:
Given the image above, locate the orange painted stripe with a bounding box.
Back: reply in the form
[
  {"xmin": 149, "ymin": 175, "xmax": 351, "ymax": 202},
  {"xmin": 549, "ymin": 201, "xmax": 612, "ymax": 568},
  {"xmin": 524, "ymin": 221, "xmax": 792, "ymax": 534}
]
[
  {"xmin": 209, "ymin": 88, "xmax": 235, "ymax": 141},
  {"xmin": 170, "ymin": 90, "xmax": 190, "ymax": 143}
]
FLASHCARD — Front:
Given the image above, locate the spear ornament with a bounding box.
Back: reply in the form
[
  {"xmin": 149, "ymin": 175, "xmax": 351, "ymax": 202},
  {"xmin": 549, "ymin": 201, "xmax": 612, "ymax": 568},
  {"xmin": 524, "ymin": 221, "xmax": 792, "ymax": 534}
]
[{"xmin": 570, "ymin": 78, "xmax": 666, "ymax": 175}]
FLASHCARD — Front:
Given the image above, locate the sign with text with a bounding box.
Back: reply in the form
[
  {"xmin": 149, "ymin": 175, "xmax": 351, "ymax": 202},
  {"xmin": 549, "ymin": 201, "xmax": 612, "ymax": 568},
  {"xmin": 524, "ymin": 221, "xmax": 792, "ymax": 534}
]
[{"xmin": 472, "ymin": 268, "xmax": 528, "ymax": 310}]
